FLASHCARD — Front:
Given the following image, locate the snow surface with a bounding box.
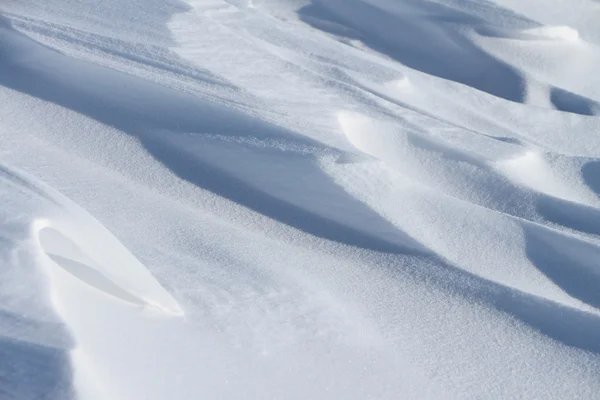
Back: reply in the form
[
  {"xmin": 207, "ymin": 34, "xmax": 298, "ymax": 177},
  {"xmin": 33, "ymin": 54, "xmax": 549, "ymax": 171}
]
[{"xmin": 1, "ymin": 0, "xmax": 600, "ymax": 398}]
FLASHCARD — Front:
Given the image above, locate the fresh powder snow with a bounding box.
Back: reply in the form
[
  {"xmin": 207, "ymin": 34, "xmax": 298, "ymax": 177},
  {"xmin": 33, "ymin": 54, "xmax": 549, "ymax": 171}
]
[{"xmin": 1, "ymin": 0, "xmax": 600, "ymax": 399}]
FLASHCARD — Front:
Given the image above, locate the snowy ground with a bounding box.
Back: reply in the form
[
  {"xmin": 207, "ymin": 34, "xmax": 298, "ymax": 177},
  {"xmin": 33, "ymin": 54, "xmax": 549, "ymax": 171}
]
[{"xmin": 1, "ymin": 0, "xmax": 600, "ymax": 398}]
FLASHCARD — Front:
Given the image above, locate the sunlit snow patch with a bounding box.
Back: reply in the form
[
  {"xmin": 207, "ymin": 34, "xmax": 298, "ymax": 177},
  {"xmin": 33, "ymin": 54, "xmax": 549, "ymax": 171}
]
[
  {"xmin": 389, "ymin": 76, "xmax": 413, "ymax": 92},
  {"xmin": 493, "ymin": 151, "xmax": 572, "ymax": 201},
  {"xmin": 523, "ymin": 26, "xmax": 580, "ymax": 42}
]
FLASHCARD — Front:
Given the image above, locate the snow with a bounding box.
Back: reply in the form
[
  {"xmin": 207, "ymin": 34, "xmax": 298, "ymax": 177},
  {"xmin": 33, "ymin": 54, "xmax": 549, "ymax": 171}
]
[{"xmin": 1, "ymin": 0, "xmax": 600, "ymax": 398}]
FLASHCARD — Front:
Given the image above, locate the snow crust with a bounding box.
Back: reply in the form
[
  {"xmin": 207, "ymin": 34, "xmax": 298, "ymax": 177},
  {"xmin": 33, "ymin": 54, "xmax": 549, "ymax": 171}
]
[{"xmin": 1, "ymin": 0, "xmax": 600, "ymax": 398}]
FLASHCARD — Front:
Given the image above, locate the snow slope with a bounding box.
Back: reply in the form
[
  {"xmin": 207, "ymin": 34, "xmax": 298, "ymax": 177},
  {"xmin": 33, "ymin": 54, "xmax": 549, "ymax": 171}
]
[{"xmin": 1, "ymin": 0, "xmax": 600, "ymax": 398}]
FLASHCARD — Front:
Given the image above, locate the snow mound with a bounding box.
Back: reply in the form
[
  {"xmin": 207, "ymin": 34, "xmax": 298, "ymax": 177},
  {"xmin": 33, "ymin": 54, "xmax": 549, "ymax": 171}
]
[{"xmin": 493, "ymin": 151, "xmax": 572, "ymax": 200}]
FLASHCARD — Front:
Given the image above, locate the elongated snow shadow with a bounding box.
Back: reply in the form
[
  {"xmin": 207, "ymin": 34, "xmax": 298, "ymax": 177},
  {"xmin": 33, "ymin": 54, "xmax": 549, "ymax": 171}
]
[
  {"xmin": 423, "ymin": 255, "xmax": 600, "ymax": 355},
  {"xmin": 537, "ymin": 195, "xmax": 600, "ymax": 236},
  {"xmin": 0, "ymin": 229, "xmax": 76, "ymax": 399},
  {"xmin": 487, "ymin": 283, "xmax": 600, "ymax": 354},
  {"xmin": 142, "ymin": 136, "xmax": 424, "ymax": 254},
  {"xmin": 299, "ymin": 0, "xmax": 529, "ymax": 102},
  {"xmin": 551, "ymin": 87, "xmax": 600, "ymax": 116},
  {"xmin": 39, "ymin": 227, "xmax": 149, "ymax": 306},
  {"xmin": 524, "ymin": 225, "xmax": 600, "ymax": 310},
  {"xmin": 583, "ymin": 161, "xmax": 600, "ymax": 199},
  {"xmin": 0, "ymin": 335, "xmax": 75, "ymax": 400},
  {"xmin": 0, "ymin": 279, "xmax": 75, "ymax": 399},
  {"xmin": 0, "ymin": 17, "xmax": 422, "ymax": 255}
]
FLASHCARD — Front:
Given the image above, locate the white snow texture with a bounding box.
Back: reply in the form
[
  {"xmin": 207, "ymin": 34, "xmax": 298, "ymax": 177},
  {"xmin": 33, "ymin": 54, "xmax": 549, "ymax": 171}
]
[{"xmin": 1, "ymin": 0, "xmax": 600, "ymax": 399}]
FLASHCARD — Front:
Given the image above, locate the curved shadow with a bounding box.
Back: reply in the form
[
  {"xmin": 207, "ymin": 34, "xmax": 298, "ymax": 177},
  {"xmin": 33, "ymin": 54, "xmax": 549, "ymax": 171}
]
[
  {"xmin": 143, "ymin": 135, "xmax": 425, "ymax": 255},
  {"xmin": 537, "ymin": 195, "xmax": 600, "ymax": 236},
  {"xmin": 0, "ymin": 336, "xmax": 75, "ymax": 400},
  {"xmin": 524, "ymin": 224, "xmax": 600, "ymax": 310},
  {"xmin": 420, "ymin": 254, "xmax": 600, "ymax": 355},
  {"xmin": 485, "ymin": 281, "xmax": 600, "ymax": 354},
  {"xmin": 551, "ymin": 87, "xmax": 600, "ymax": 116},
  {"xmin": 299, "ymin": 0, "xmax": 529, "ymax": 102},
  {"xmin": 0, "ymin": 300, "xmax": 75, "ymax": 399},
  {"xmin": 46, "ymin": 254, "xmax": 148, "ymax": 306},
  {"xmin": 39, "ymin": 227, "xmax": 150, "ymax": 306},
  {"xmin": 583, "ymin": 160, "xmax": 600, "ymax": 199}
]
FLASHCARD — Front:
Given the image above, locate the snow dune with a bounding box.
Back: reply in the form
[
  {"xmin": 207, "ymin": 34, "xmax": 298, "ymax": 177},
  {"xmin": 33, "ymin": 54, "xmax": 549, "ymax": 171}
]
[{"xmin": 1, "ymin": 0, "xmax": 600, "ymax": 398}]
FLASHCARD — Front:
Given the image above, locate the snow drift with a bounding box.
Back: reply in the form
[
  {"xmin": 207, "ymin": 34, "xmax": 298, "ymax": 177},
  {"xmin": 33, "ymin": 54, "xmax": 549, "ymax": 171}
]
[{"xmin": 2, "ymin": 0, "xmax": 600, "ymax": 398}]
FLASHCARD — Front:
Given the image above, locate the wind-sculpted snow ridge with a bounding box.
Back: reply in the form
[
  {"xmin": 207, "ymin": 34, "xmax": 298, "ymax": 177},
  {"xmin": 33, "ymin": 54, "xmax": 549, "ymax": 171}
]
[{"xmin": 2, "ymin": 0, "xmax": 600, "ymax": 398}]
